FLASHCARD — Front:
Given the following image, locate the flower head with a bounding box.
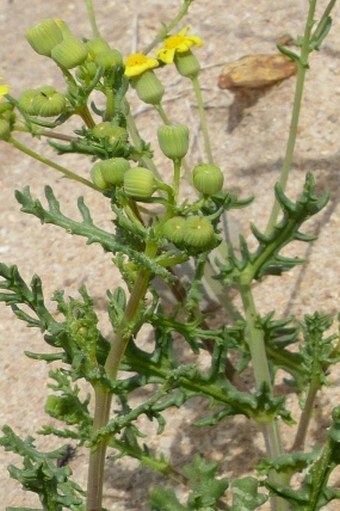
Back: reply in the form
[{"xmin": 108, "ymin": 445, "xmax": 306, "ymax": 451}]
[
  {"xmin": 0, "ymin": 79, "xmax": 10, "ymax": 101},
  {"xmin": 157, "ymin": 27, "xmax": 203, "ymax": 64},
  {"xmin": 124, "ymin": 53, "xmax": 159, "ymax": 78}
]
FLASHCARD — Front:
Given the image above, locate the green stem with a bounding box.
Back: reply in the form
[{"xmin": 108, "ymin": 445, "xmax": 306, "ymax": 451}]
[
  {"xmin": 8, "ymin": 137, "xmax": 99, "ymax": 191},
  {"xmin": 191, "ymin": 75, "xmax": 214, "ymax": 164},
  {"xmin": 239, "ymin": 278, "xmax": 273, "ymax": 391},
  {"xmin": 291, "ymin": 379, "xmax": 319, "ymax": 452},
  {"xmin": 78, "ymin": 105, "xmax": 96, "ymax": 129},
  {"xmin": 104, "ymin": 87, "xmax": 115, "ymax": 121},
  {"xmin": 86, "ymin": 241, "xmax": 158, "ymax": 511},
  {"xmin": 86, "ymin": 389, "xmax": 112, "ymax": 511},
  {"xmin": 85, "ymin": 0, "xmax": 100, "ymax": 37},
  {"xmin": 125, "ymin": 110, "xmax": 162, "ymax": 178},
  {"xmin": 265, "ymin": 0, "xmax": 317, "ymax": 235},
  {"xmin": 239, "ymin": 278, "xmax": 287, "ymax": 511},
  {"xmin": 154, "ymin": 102, "xmax": 172, "ymax": 125},
  {"xmin": 172, "ymin": 159, "xmax": 181, "ymax": 199},
  {"xmin": 143, "ymin": 0, "xmax": 194, "ymax": 54}
]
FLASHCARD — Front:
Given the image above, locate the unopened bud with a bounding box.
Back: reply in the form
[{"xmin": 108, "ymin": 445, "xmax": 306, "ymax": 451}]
[
  {"xmin": 157, "ymin": 124, "xmax": 189, "ymax": 161},
  {"xmin": 132, "ymin": 70, "xmax": 164, "ymax": 105},
  {"xmin": 175, "ymin": 50, "xmax": 200, "ymax": 79},
  {"xmin": 51, "ymin": 36, "xmax": 88, "ymax": 69},
  {"xmin": 123, "ymin": 167, "xmax": 156, "ymax": 200},
  {"xmin": 193, "ymin": 163, "xmax": 224, "ymax": 196},
  {"xmin": 25, "ymin": 19, "xmax": 64, "ymax": 57}
]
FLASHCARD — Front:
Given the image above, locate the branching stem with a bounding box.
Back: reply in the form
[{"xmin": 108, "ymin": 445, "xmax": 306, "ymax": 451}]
[
  {"xmin": 86, "ymin": 241, "xmax": 158, "ymax": 511},
  {"xmin": 239, "ymin": 278, "xmax": 288, "ymax": 511}
]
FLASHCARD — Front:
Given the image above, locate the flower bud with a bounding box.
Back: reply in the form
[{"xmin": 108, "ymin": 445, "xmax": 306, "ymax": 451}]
[
  {"xmin": 0, "ymin": 118, "xmax": 10, "ymax": 140},
  {"xmin": 86, "ymin": 37, "xmax": 110, "ymax": 59},
  {"xmin": 175, "ymin": 50, "xmax": 200, "ymax": 79},
  {"xmin": 132, "ymin": 70, "xmax": 164, "ymax": 105},
  {"xmin": 0, "ymin": 102, "xmax": 13, "ymax": 116},
  {"xmin": 18, "ymin": 89, "xmax": 40, "ymax": 115},
  {"xmin": 92, "ymin": 122, "xmax": 128, "ymax": 145},
  {"xmin": 162, "ymin": 216, "xmax": 186, "ymax": 245},
  {"xmin": 92, "ymin": 121, "xmax": 114, "ymax": 139},
  {"xmin": 95, "ymin": 49, "xmax": 123, "ymax": 70},
  {"xmin": 90, "ymin": 163, "xmax": 107, "ymax": 190},
  {"xmin": 157, "ymin": 123, "xmax": 189, "ymax": 161},
  {"xmin": 25, "ymin": 19, "xmax": 64, "ymax": 57},
  {"xmin": 123, "ymin": 167, "xmax": 156, "ymax": 200},
  {"xmin": 183, "ymin": 216, "xmax": 215, "ymax": 249},
  {"xmin": 92, "ymin": 157, "xmax": 130, "ymax": 187},
  {"xmin": 51, "ymin": 36, "xmax": 88, "ymax": 69},
  {"xmin": 31, "ymin": 86, "xmax": 66, "ymax": 117},
  {"xmin": 192, "ymin": 163, "xmax": 224, "ymax": 196}
]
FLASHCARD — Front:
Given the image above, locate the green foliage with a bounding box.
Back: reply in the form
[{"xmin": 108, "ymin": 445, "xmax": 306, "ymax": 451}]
[
  {"xmin": 230, "ymin": 477, "xmax": 267, "ymax": 510},
  {"xmin": 264, "ymin": 407, "xmax": 340, "ymax": 510},
  {"xmin": 149, "ymin": 455, "xmax": 229, "ymax": 510},
  {"xmin": 216, "ymin": 173, "xmax": 329, "ymax": 285},
  {"xmin": 0, "ymin": 426, "xmax": 85, "ymax": 511}
]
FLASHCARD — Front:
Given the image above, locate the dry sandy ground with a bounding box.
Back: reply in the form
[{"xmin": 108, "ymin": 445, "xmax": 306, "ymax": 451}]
[{"xmin": 0, "ymin": 0, "xmax": 339, "ymax": 509}]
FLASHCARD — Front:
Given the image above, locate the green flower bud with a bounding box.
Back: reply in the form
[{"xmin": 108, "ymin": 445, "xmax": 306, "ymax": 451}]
[
  {"xmin": 90, "ymin": 163, "xmax": 107, "ymax": 190},
  {"xmin": 132, "ymin": 70, "xmax": 164, "ymax": 105},
  {"xmin": 123, "ymin": 167, "xmax": 156, "ymax": 200},
  {"xmin": 92, "ymin": 157, "xmax": 130, "ymax": 187},
  {"xmin": 193, "ymin": 163, "xmax": 224, "ymax": 196},
  {"xmin": 92, "ymin": 122, "xmax": 128, "ymax": 145},
  {"xmin": 95, "ymin": 49, "xmax": 123, "ymax": 70},
  {"xmin": 157, "ymin": 123, "xmax": 189, "ymax": 161},
  {"xmin": 92, "ymin": 121, "xmax": 114, "ymax": 139},
  {"xmin": 175, "ymin": 50, "xmax": 200, "ymax": 79},
  {"xmin": 18, "ymin": 89, "xmax": 39, "ymax": 115},
  {"xmin": 0, "ymin": 118, "xmax": 11, "ymax": 140},
  {"xmin": 31, "ymin": 86, "xmax": 66, "ymax": 117},
  {"xmin": 51, "ymin": 36, "xmax": 88, "ymax": 69},
  {"xmin": 86, "ymin": 37, "xmax": 110, "ymax": 58},
  {"xmin": 0, "ymin": 103, "xmax": 13, "ymax": 116},
  {"xmin": 183, "ymin": 216, "xmax": 215, "ymax": 249},
  {"xmin": 162, "ymin": 216, "xmax": 186, "ymax": 245},
  {"xmin": 25, "ymin": 19, "xmax": 64, "ymax": 57}
]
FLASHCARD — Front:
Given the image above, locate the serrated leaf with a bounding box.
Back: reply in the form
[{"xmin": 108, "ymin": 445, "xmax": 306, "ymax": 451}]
[
  {"xmin": 149, "ymin": 487, "xmax": 188, "ymax": 511},
  {"xmin": 14, "ymin": 186, "xmax": 172, "ymax": 281},
  {"xmin": 231, "ymin": 477, "xmax": 268, "ymax": 510}
]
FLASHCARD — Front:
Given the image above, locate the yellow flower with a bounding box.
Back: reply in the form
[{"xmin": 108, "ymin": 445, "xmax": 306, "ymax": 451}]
[
  {"xmin": 124, "ymin": 53, "xmax": 159, "ymax": 78},
  {"xmin": 157, "ymin": 27, "xmax": 203, "ymax": 64},
  {"xmin": 0, "ymin": 79, "xmax": 10, "ymax": 101}
]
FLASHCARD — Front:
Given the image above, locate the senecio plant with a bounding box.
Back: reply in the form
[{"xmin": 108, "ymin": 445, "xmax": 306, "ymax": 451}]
[{"xmin": 0, "ymin": 0, "xmax": 339, "ymax": 510}]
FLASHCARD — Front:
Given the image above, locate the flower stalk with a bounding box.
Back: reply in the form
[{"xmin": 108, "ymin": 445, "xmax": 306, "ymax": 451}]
[
  {"xmin": 9, "ymin": 137, "xmax": 98, "ymax": 190},
  {"xmin": 265, "ymin": 0, "xmax": 336, "ymax": 234}
]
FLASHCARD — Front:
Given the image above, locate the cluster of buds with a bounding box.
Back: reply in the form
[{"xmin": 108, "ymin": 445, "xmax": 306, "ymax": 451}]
[
  {"xmin": 91, "ymin": 160, "xmax": 158, "ymax": 201},
  {"xmin": 18, "ymin": 86, "xmax": 66, "ymax": 117},
  {"xmin": 162, "ymin": 214, "xmax": 216, "ymax": 251},
  {"xmin": 25, "ymin": 18, "xmax": 123, "ymax": 79},
  {"xmin": 4, "ymin": 16, "xmax": 226, "ymax": 256}
]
